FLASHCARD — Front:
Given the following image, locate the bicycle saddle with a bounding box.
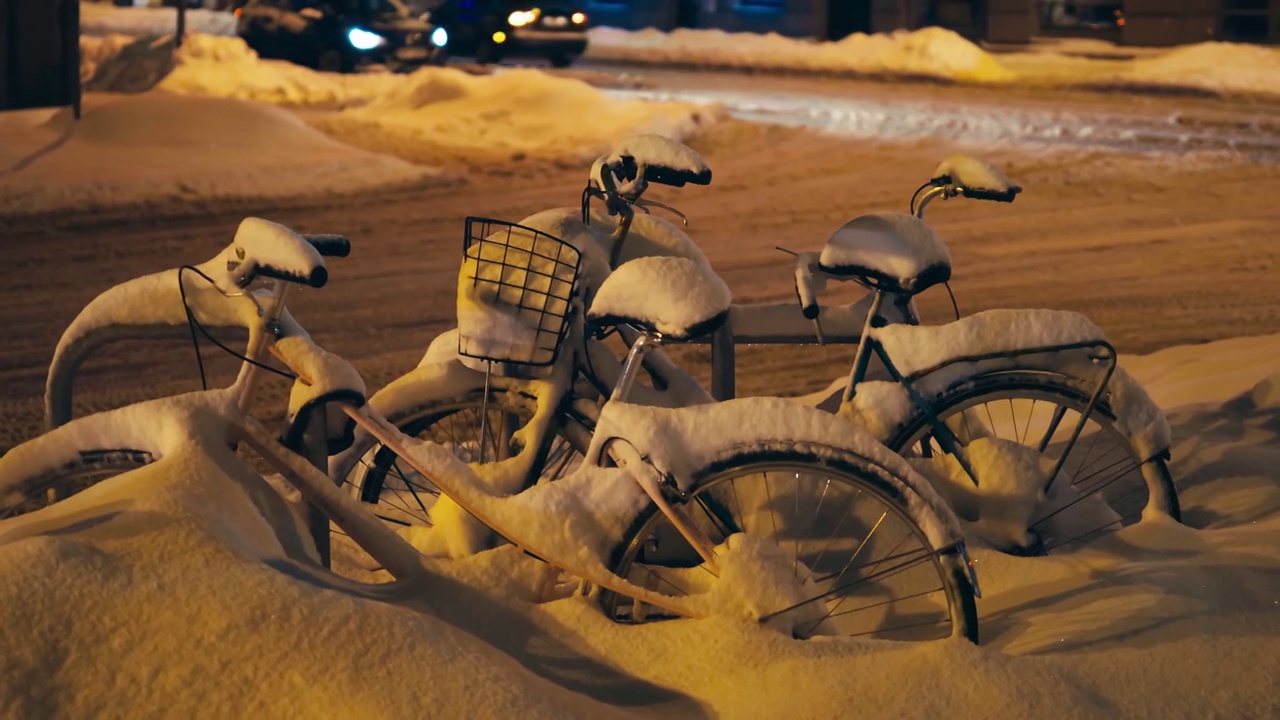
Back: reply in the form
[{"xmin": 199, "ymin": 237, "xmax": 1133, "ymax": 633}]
[
  {"xmin": 818, "ymin": 212, "xmax": 952, "ymax": 295},
  {"xmin": 587, "ymin": 256, "xmax": 730, "ymax": 341}
]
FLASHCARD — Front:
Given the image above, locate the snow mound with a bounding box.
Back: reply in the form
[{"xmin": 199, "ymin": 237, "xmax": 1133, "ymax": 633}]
[
  {"xmin": 1125, "ymin": 42, "xmax": 1280, "ymax": 97},
  {"xmin": 78, "ymin": 33, "xmax": 718, "ymax": 163},
  {"xmin": 0, "ymin": 93, "xmax": 437, "ymax": 217},
  {"xmin": 81, "ymin": 2, "xmax": 237, "ymax": 38},
  {"xmin": 81, "ymin": 33, "xmax": 396, "ymax": 106},
  {"xmin": 0, "ymin": 432, "xmax": 622, "ymax": 718},
  {"xmin": 586, "ymin": 25, "xmax": 1014, "ymax": 83},
  {"xmin": 318, "ymin": 67, "xmax": 720, "ymax": 163},
  {"xmin": 158, "ymin": 34, "xmax": 401, "ymax": 106}
]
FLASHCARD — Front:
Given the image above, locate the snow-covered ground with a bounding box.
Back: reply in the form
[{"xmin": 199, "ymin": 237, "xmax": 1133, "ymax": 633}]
[
  {"xmin": 0, "ymin": 332, "xmax": 1275, "ymax": 718},
  {"xmin": 0, "ymin": 94, "xmax": 440, "ymax": 217},
  {"xmin": 0, "ymin": 11, "xmax": 1271, "ymax": 714},
  {"xmin": 3, "ymin": 35, "xmax": 713, "ymax": 216}
]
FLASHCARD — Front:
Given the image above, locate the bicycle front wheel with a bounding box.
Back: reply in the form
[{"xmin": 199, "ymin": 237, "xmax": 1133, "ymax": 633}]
[
  {"xmin": 888, "ymin": 372, "xmax": 1180, "ymax": 553},
  {"xmin": 0, "ymin": 449, "xmax": 153, "ymax": 520},
  {"xmin": 603, "ymin": 448, "xmax": 979, "ymax": 643},
  {"xmin": 338, "ymin": 388, "xmax": 582, "ymax": 531}
]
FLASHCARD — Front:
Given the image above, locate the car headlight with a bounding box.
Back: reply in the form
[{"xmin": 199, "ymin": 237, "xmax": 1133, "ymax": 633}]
[
  {"xmin": 430, "ymin": 26, "xmax": 448, "ymax": 47},
  {"xmin": 571, "ymin": 11, "xmax": 586, "ymax": 24},
  {"xmin": 346, "ymin": 27, "xmax": 386, "ymax": 50},
  {"xmin": 508, "ymin": 9, "xmax": 539, "ymax": 27}
]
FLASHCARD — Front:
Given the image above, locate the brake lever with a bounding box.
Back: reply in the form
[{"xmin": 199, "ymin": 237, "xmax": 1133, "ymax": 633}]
[{"xmin": 634, "ymin": 198, "xmax": 688, "ymax": 226}]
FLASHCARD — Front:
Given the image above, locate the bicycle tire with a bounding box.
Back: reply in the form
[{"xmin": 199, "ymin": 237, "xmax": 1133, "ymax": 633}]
[
  {"xmin": 886, "ymin": 371, "xmax": 1180, "ymax": 553},
  {"xmin": 0, "ymin": 449, "xmax": 153, "ymax": 520},
  {"xmin": 602, "ymin": 447, "xmax": 980, "ymax": 643}
]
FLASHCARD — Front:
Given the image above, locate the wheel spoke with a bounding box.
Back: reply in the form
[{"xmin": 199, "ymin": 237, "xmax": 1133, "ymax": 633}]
[{"xmin": 607, "ymin": 460, "xmax": 967, "ymax": 642}]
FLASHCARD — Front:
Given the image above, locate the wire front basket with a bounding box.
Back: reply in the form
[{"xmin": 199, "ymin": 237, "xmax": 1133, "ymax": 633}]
[{"xmin": 457, "ymin": 217, "xmax": 581, "ymax": 372}]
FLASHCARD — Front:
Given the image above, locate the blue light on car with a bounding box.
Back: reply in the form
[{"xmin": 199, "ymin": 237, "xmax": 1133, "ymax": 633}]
[
  {"xmin": 430, "ymin": 26, "xmax": 448, "ymax": 47},
  {"xmin": 347, "ymin": 27, "xmax": 386, "ymax": 50}
]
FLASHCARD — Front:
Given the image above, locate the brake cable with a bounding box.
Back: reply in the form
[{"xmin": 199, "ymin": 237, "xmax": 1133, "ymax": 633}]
[{"xmin": 178, "ymin": 265, "xmax": 296, "ymax": 390}]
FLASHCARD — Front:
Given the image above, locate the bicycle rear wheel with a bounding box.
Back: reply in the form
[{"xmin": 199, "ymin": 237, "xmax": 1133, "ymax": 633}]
[
  {"xmin": 0, "ymin": 449, "xmax": 153, "ymax": 520},
  {"xmin": 889, "ymin": 372, "xmax": 1179, "ymax": 553},
  {"xmin": 603, "ymin": 447, "xmax": 979, "ymax": 643}
]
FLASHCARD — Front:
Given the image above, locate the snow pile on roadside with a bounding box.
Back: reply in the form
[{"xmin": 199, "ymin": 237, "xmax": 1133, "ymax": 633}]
[
  {"xmin": 586, "ymin": 26, "xmax": 1014, "ymax": 83},
  {"xmin": 313, "ymin": 66, "xmax": 720, "ymax": 164},
  {"xmin": 81, "ymin": 2, "xmax": 236, "ymax": 37},
  {"xmin": 80, "ymin": 33, "xmax": 397, "ymax": 106},
  {"xmin": 158, "ymin": 33, "xmax": 406, "ymax": 106},
  {"xmin": 0, "ymin": 93, "xmax": 438, "ymax": 217},
  {"xmin": 0, "ymin": 332, "xmax": 1275, "ymax": 717},
  {"xmin": 1121, "ymin": 42, "xmax": 1280, "ymax": 97},
  {"xmin": 78, "ymin": 33, "xmax": 718, "ymax": 163}
]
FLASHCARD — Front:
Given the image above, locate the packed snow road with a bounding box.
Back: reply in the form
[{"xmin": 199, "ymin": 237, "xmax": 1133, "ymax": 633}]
[
  {"xmin": 1, "ymin": 99, "xmax": 1277, "ymax": 451},
  {"xmin": 582, "ymin": 62, "xmax": 1280, "ymax": 161}
]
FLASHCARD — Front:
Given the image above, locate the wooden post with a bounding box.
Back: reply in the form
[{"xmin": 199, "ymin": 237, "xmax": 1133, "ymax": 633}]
[{"xmin": 176, "ymin": 1, "xmax": 186, "ymax": 48}]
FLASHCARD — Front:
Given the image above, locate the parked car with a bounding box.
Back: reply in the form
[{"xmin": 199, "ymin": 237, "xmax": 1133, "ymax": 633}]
[
  {"xmin": 235, "ymin": 0, "xmax": 449, "ymax": 72},
  {"xmin": 424, "ymin": 1, "xmax": 588, "ymax": 67}
]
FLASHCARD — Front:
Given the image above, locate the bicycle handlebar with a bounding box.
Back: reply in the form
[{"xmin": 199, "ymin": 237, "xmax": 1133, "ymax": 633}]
[
  {"xmin": 959, "ymin": 185, "xmax": 1021, "ymax": 203},
  {"xmin": 302, "ymin": 234, "xmax": 351, "ymax": 258},
  {"xmin": 928, "ymin": 155, "xmax": 1022, "ymax": 206},
  {"xmin": 225, "ymin": 218, "xmax": 349, "ymax": 291},
  {"xmin": 256, "ymin": 263, "xmax": 329, "ymax": 289}
]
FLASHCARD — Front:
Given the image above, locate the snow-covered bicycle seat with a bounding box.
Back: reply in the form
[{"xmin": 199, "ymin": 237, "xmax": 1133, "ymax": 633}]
[
  {"xmin": 587, "ymin": 256, "xmax": 731, "ymax": 341},
  {"xmin": 818, "ymin": 212, "xmax": 952, "ymax": 295}
]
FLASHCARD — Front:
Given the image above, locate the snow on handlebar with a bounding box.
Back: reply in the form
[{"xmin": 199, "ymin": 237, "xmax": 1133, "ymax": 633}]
[
  {"xmin": 589, "ymin": 134, "xmax": 713, "ymax": 202},
  {"xmin": 223, "ymin": 218, "xmax": 333, "ymax": 290},
  {"xmin": 930, "ymin": 155, "xmax": 1022, "ymax": 203}
]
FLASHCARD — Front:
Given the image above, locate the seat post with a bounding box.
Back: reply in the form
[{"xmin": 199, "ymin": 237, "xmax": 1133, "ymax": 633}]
[{"xmin": 611, "ymin": 329, "xmax": 662, "ymax": 403}]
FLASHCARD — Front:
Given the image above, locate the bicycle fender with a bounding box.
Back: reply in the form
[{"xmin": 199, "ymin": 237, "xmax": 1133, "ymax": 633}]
[{"xmin": 589, "ymin": 397, "xmax": 965, "ymax": 551}]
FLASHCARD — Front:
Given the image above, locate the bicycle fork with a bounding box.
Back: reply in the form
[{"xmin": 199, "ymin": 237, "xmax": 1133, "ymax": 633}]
[{"xmin": 606, "ymin": 328, "xmax": 723, "ymax": 575}]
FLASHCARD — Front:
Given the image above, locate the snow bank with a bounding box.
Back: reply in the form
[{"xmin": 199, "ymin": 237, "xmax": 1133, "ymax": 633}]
[
  {"xmin": 77, "ymin": 34, "xmax": 718, "ymax": 166},
  {"xmin": 158, "ymin": 33, "xmax": 405, "ymax": 106},
  {"xmin": 80, "ymin": 33, "xmax": 399, "ymax": 106},
  {"xmin": 0, "ymin": 93, "xmax": 437, "ymax": 217},
  {"xmin": 587, "ymin": 26, "xmax": 1015, "ymax": 83},
  {"xmin": 81, "ymin": 2, "xmax": 237, "ymax": 38},
  {"xmin": 1122, "ymin": 42, "xmax": 1280, "ymax": 98},
  {"xmin": 314, "ymin": 66, "xmax": 720, "ymax": 164}
]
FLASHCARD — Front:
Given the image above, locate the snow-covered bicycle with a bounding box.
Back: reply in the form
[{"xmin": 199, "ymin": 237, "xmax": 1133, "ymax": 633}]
[
  {"xmin": 3, "ymin": 217, "xmax": 981, "ymax": 643},
  {"xmin": 334, "ymin": 136, "xmax": 1179, "ymax": 556}
]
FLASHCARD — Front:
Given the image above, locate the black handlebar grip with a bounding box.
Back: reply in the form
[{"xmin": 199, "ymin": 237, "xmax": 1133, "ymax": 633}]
[
  {"xmin": 256, "ymin": 263, "xmax": 328, "ymax": 289},
  {"xmin": 302, "ymin": 234, "xmax": 351, "ymax": 257},
  {"xmin": 961, "ymin": 186, "xmax": 1022, "ymax": 203},
  {"xmin": 644, "ymin": 165, "xmax": 713, "ymax": 187}
]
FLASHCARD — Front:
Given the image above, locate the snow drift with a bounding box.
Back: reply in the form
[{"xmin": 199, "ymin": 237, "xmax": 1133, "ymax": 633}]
[{"xmin": 0, "ymin": 93, "xmax": 439, "ymax": 217}]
